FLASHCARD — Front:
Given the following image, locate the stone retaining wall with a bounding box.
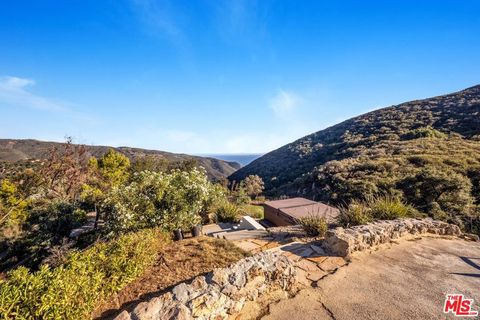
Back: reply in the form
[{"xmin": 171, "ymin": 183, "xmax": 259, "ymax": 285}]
[
  {"xmin": 322, "ymin": 218, "xmax": 464, "ymax": 257},
  {"xmin": 114, "ymin": 251, "xmax": 296, "ymax": 320}
]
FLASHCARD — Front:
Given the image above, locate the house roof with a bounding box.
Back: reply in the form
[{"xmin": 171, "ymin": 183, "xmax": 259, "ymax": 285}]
[
  {"xmin": 264, "ymin": 197, "xmax": 317, "ymax": 209},
  {"xmin": 264, "ymin": 197, "xmax": 340, "ymax": 222}
]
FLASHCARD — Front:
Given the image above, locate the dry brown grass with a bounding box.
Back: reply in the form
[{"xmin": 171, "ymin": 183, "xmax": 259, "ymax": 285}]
[{"xmin": 93, "ymin": 236, "xmax": 248, "ymax": 319}]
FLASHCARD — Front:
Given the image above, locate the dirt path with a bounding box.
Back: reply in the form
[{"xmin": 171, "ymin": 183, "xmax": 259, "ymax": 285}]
[{"xmin": 263, "ymin": 237, "xmax": 480, "ymax": 320}]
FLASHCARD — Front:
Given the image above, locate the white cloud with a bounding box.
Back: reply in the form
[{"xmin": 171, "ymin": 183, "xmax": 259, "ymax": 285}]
[
  {"xmin": 0, "ymin": 76, "xmax": 66, "ymax": 112},
  {"xmin": 2, "ymin": 76, "xmax": 35, "ymax": 88},
  {"xmin": 269, "ymin": 89, "xmax": 301, "ymax": 118}
]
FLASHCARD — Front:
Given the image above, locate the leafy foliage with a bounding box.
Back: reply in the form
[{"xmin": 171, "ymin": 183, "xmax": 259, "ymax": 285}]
[
  {"xmin": 0, "ymin": 179, "xmax": 29, "ymax": 230},
  {"xmin": 230, "ymin": 85, "xmax": 480, "ymax": 233},
  {"xmin": 231, "ymin": 185, "xmax": 251, "ymax": 206},
  {"xmin": 103, "ymin": 168, "xmax": 222, "ymax": 234},
  {"xmin": 199, "ymin": 183, "xmax": 227, "ymax": 223},
  {"xmin": 339, "ymin": 196, "xmax": 420, "ymax": 227},
  {"xmin": 0, "ymin": 201, "xmax": 88, "ymax": 271},
  {"xmin": 298, "ymin": 214, "xmax": 328, "ymax": 237},
  {"xmin": 38, "ymin": 138, "xmax": 90, "ymax": 201},
  {"xmin": 241, "ymin": 175, "xmax": 265, "ymax": 199},
  {"xmin": 0, "ymin": 137, "xmax": 235, "ymax": 272},
  {"xmin": 215, "ymin": 201, "xmax": 241, "ymax": 223},
  {"xmin": 29, "ymin": 202, "xmax": 87, "ymax": 240},
  {"xmin": 338, "ymin": 199, "xmax": 374, "ymax": 227},
  {"xmin": 0, "ymin": 228, "xmax": 167, "ymax": 320},
  {"xmin": 403, "ymin": 126, "xmax": 447, "ymax": 140},
  {"xmin": 240, "ymin": 204, "xmax": 264, "ymax": 219},
  {"xmin": 96, "ymin": 149, "xmax": 131, "ymax": 188},
  {"xmin": 401, "ymin": 168, "xmax": 474, "ymax": 221},
  {"xmin": 130, "ymin": 155, "xmax": 169, "ymax": 173},
  {"xmin": 81, "ymin": 149, "xmax": 131, "ymax": 213},
  {"xmin": 227, "ymin": 175, "xmax": 265, "ymax": 205}
]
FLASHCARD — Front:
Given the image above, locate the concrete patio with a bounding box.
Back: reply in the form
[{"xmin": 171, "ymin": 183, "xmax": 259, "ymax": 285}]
[{"xmin": 262, "ymin": 237, "xmax": 480, "ymax": 320}]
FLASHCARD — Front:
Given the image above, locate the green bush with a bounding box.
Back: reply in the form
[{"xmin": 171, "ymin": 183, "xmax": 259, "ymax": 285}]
[
  {"xmin": 399, "ymin": 167, "xmax": 473, "ymax": 221},
  {"xmin": 403, "ymin": 126, "xmax": 448, "ymax": 140},
  {"xmin": 369, "ymin": 195, "xmax": 418, "ymax": 220},
  {"xmin": 229, "ymin": 89, "xmax": 480, "ymax": 237},
  {"xmin": 241, "ymin": 175, "xmax": 265, "ymax": 199},
  {"xmin": 0, "ymin": 228, "xmax": 167, "ymax": 319},
  {"xmin": 30, "ymin": 201, "xmax": 87, "ymax": 238},
  {"xmin": 103, "ymin": 168, "xmax": 224, "ymax": 234},
  {"xmin": 338, "ymin": 200, "xmax": 374, "ymax": 227},
  {"xmin": 255, "ymin": 196, "xmax": 266, "ymax": 202},
  {"xmin": 199, "ymin": 183, "xmax": 228, "ymax": 224},
  {"xmin": 0, "ymin": 179, "xmax": 29, "ymax": 229},
  {"xmin": 298, "ymin": 214, "xmax": 328, "ymax": 237},
  {"xmin": 339, "ymin": 196, "xmax": 418, "ymax": 227},
  {"xmin": 240, "ymin": 204, "xmax": 264, "ymax": 219},
  {"xmin": 215, "ymin": 202, "xmax": 241, "ymax": 223},
  {"xmin": 230, "ymin": 186, "xmax": 251, "ymax": 206}
]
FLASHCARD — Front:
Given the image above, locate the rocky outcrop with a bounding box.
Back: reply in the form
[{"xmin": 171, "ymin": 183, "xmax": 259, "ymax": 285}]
[
  {"xmin": 323, "ymin": 218, "xmax": 463, "ymax": 257},
  {"xmin": 114, "ymin": 251, "xmax": 296, "ymax": 320}
]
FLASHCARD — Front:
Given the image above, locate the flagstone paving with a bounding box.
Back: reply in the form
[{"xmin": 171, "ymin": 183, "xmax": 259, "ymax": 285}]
[
  {"xmin": 262, "ymin": 237, "xmax": 480, "ymax": 320},
  {"xmin": 273, "ymin": 243, "xmax": 349, "ymax": 287},
  {"xmin": 252, "ymin": 241, "xmax": 349, "ymax": 287},
  {"xmin": 205, "ymin": 222, "xmax": 348, "ymax": 288}
]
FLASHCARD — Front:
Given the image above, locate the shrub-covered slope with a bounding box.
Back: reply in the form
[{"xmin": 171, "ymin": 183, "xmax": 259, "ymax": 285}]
[
  {"xmin": 229, "ymin": 85, "xmax": 480, "ymax": 229},
  {"xmin": 0, "ymin": 139, "xmax": 240, "ymax": 180}
]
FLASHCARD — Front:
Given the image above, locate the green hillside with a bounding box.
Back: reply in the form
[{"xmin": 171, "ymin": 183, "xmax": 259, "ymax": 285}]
[{"xmin": 229, "ymin": 85, "xmax": 480, "ymax": 230}]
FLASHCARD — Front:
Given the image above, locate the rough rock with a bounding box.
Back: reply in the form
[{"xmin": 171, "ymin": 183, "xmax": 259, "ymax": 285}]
[
  {"xmin": 115, "ymin": 311, "xmax": 132, "ymax": 320},
  {"xmin": 461, "ymin": 233, "xmax": 480, "ymax": 242},
  {"xmin": 322, "ymin": 218, "xmax": 463, "ymax": 257},
  {"xmin": 115, "ymin": 251, "xmax": 296, "ymax": 320},
  {"xmin": 131, "ymin": 297, "xmax": 164, "ymax": 320}
]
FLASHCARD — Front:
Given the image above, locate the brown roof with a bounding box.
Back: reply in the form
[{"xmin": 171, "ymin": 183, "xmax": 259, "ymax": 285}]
[
  {"xmin": 264, "ymin": 197, "xmax": 317, "ymax": 209},
  {"xmin": 264, "ymin": 197, "xmax": 340, "ymax": 223}
]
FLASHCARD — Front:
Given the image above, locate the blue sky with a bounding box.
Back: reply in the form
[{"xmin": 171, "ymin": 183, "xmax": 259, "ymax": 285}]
[{"xmin": 0, "ymin": 1, "xmax": 479, "ymax": 154}]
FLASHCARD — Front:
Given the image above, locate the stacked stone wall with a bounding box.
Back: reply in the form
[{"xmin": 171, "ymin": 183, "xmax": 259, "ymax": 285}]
[
  {"xmin": 322, "ymin": 218, "xmax": 464, "ymax": 257},
  {"xmin": 115, "ymin": 251, "xmax": 296, "ymax": 320}
]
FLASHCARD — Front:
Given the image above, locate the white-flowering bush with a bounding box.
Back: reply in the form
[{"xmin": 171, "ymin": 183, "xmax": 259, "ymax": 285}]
[{"xmin": 103, "ymin": 168, "xmax": 224, "ymax": 234}]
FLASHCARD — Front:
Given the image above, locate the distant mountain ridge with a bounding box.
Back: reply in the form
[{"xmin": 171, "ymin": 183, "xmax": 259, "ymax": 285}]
[
  {"xmin": 229, "ymin": 85, "xmax": 480, "ymax": 201},
  {"xmin": 204, "ymin": 154, "xmax": 263, "ymax": 167},
  {"xmin": 0, "ymin": 139, "xmax": 241, "ymax": 180}
]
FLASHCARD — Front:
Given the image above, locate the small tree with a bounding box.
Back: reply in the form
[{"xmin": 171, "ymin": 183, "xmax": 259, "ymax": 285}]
[
  {"xmin": 97, "ymin": 149, "xmax": 130, "ymax": 188},
  {"xmin": 241, "ymin": 175, "xmax": 265, "ymax": 199},
  {"xmin": 81, "ymin": 149, "xmax": 130, "ymax": 228},
  {"xmin": 39, "ymin": 137, "xmax": 89, "ymax": 201}
]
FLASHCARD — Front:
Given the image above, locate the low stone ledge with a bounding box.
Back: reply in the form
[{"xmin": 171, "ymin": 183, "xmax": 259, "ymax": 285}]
[
  {"xmin": 322, "ymin": 218, "xmax": 463, "ymax": 257},
  {"xmin": 114, "ymin": 251, "xmax": 296, "ymax": 320}
]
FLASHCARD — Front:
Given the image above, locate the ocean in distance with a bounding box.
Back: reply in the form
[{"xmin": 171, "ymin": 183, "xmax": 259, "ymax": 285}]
[{"xmin": 203, "ymin": 154, "xmax": 263, "ymax": 167}]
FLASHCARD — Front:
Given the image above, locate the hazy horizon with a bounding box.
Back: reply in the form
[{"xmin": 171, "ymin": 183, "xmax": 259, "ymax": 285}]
[
  {"xmin": 203, "ymin": 153, "xmax": 262, "ymax": 166},
  {"xmin": 0, "ymin": 136, "xmax": 264, "ymax": 164}
]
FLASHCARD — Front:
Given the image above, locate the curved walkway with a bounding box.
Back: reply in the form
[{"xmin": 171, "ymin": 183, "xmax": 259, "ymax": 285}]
[{"xmin": 263, "ymin": 237, "xmax": 480, "ymax": 320}]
